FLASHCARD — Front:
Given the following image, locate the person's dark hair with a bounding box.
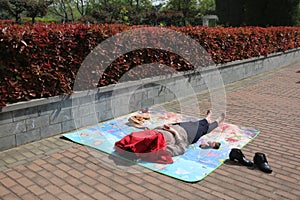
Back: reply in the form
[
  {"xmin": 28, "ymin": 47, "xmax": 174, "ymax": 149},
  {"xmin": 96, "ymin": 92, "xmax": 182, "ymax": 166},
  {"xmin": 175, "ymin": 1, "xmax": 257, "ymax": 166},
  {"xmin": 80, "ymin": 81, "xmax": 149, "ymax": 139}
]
[{"xmin": 213, "ymin": 142, "xmax": 221, "ymax": 149}]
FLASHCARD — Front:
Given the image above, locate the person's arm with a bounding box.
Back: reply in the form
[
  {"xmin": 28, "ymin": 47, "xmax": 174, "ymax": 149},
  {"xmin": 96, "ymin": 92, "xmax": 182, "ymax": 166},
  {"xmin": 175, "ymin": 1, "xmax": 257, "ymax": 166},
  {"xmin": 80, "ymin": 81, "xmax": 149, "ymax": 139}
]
[
  {"xmin": 163, "ymin": 125, "xmax": 187, "ymax": 156},
  {"xmin": 166, "ymin": 143, "xmax": 186, "ymax": 157},
  {"xmin": 163, "ymin": 125, "xmax": 182, "ymax": 140}
]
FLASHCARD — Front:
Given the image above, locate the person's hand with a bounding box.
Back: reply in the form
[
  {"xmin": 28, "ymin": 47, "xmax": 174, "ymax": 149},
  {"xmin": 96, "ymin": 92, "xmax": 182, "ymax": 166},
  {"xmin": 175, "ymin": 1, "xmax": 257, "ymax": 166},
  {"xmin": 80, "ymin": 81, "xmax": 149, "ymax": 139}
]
[
  {"xmin": 207, "ymin": 141, "xmax": 215, "ymax": 147},
  {"xmin": 163, "ymin": 124, "xmax": 170, "ymax": 130},
  {"xmin": 163, "ymin": 124, "xmax": 179, "ymax": 137},
  {"xmin": 199, "ymin": 141, "xmax": 209, "ymax": 148},
  {"xmin": 200, "ymin": 141, "xmax": 221, "ymax": 149},
  {"xmin": 200, "ymin": 141, "xmax": 207, "ymax": 146}
]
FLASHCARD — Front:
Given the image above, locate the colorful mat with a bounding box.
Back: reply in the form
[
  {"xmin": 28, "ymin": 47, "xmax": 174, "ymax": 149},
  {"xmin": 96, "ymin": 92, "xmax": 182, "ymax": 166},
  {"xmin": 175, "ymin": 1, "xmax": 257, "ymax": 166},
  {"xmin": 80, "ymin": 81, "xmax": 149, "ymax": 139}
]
[{"xmin": 63, "ymin": 109, "xmax": 259, "ymax": 182}]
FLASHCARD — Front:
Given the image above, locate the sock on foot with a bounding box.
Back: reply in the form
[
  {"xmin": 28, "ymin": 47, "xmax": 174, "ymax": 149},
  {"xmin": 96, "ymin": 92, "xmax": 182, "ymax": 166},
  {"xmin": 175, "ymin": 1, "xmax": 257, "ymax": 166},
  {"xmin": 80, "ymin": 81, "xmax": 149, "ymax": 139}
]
[{"xmin": 216, "ymin": 113, "xmax": 225, "ymax": 124}]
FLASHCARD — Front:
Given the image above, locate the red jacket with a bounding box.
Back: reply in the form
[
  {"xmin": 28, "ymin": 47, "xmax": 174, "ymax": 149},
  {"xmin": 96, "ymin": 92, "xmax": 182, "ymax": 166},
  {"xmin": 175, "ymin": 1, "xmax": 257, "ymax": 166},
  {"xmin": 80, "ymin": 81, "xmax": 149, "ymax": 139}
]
[{"xmin": 115, "ymin": 130, "xmax": 173, "ymax": 164}]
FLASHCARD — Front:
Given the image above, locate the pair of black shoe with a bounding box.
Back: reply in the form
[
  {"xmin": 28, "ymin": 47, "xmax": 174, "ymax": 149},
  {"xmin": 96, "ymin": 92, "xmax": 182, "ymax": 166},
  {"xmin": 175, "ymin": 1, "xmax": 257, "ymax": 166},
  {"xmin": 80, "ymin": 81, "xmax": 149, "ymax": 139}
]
[{"xmin": 229, "ymin": 148, "xmax": 272, "ymax": 173}]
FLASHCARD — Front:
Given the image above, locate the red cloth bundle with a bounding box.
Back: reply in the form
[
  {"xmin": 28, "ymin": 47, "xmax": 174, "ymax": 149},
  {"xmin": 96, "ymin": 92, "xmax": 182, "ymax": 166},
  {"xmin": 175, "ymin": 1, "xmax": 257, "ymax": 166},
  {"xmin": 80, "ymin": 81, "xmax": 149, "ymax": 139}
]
[{"xmin": 115, "ymin": 130, "xmax": 173, "ymax": 164}]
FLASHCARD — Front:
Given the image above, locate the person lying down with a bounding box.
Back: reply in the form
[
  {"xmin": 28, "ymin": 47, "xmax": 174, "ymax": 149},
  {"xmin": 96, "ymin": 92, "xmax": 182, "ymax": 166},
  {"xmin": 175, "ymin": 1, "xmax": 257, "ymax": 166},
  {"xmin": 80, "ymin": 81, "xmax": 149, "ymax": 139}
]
[
  {"xmin": 155, "ymin": 110, "xmax": 225, "ymax": 156},
  {"xmin": 115, "ymin": 110, "xmax": 225, "ymax": 163}
]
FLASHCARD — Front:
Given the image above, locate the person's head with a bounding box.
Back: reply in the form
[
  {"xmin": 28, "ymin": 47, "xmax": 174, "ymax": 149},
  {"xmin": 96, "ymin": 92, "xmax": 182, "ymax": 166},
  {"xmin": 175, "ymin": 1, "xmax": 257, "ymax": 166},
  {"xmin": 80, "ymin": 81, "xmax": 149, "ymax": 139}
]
[{"xmin": 212, "ymin": 142, "xmax": 221, "ymax": 149}]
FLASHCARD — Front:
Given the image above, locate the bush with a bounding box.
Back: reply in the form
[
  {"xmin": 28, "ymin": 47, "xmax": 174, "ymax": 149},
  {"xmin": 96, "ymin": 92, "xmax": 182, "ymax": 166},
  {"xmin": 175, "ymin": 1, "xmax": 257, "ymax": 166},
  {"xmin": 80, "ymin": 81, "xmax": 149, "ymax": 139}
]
[
  {"xmin": 0, "ymin": 23, "xmax": 299, "ymax": 106},
  {"xmin": 0, "ymin": 20, "xmax": 13, "ymax": 24}
]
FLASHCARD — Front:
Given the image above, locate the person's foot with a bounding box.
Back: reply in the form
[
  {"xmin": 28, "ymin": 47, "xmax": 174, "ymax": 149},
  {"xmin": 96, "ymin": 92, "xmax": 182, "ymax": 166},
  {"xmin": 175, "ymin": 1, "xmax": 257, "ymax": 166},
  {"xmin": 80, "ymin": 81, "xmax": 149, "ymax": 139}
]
[
  {"xmin": 205, "ymin": 110, "xmax": 212, "ymax": 123},
  {"xmin": 216, "ymin": 113, "xmax": 225, "ymax": 124}
]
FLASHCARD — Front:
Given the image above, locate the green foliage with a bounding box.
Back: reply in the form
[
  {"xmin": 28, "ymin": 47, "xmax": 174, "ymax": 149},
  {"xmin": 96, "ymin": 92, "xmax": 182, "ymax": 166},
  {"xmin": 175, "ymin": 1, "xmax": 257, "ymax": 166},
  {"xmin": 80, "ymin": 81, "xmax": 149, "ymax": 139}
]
[
  {"xmin": 0, "ymin": 0, "xmax": 27, "ymax": 23},
  {"xmin": 162, "ymin": 0, "xmax": 215, "ymax": 25},
  {"xmin": 118, "ymin": 7, "xmax": 129, "ymax": 23},
  {"xmin": 0, "ymin": 0, "xmax": 216, "ymax": 25},
  {"xmin": 25, "ymin": 0, "xmax": 53, "ymax": 23},
  {"xmin": 0, "ymin": 1, "xmax": 11, "ymax": 19},
  {"xmin": 22, "ymin": 16, "xmax": 60, "ymax": 22},
  {"xmin": 0, "ymin": 0, "xmax": 53, "ymax": 23},
  {"xmin": 49, "ymin": 0, "xmax": 76, "ymax": 22}
]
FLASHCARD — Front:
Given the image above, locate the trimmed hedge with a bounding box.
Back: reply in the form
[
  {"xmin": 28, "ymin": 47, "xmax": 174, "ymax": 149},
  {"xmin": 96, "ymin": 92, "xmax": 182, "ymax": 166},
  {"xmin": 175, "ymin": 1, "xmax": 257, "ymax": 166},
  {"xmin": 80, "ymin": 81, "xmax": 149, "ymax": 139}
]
[{"xmin": 0, "ymin": 22, "xmax": 300, "ymax": 106}]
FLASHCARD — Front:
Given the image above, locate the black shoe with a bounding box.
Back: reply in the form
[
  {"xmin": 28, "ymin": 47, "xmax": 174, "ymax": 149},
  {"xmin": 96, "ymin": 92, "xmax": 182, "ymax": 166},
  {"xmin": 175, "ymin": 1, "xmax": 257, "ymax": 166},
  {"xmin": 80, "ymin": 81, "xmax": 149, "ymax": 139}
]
[
  {"xmin": 229, "ymin": 148, "xmax": 254, "ymax": 167},
  {"xmin": 253, "ymin": 152, "xmax": 272, "ymax": 173}
]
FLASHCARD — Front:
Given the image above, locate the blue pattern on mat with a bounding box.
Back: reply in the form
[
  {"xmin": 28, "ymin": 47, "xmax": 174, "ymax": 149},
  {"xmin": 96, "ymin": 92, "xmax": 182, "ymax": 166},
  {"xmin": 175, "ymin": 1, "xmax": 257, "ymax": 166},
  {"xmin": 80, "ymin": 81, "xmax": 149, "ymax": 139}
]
[{"xmin": 63, "ymin": 109, "xmax": 259, "ymax": 182}]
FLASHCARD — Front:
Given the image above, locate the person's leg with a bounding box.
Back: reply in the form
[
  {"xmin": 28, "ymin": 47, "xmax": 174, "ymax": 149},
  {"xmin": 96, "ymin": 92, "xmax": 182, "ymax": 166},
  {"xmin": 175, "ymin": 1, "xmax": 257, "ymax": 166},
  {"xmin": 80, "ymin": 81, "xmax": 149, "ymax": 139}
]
[
  {"xmin": 207, "ymin": 113, "xmax": 225, "ymax": 133},
  {"xmin": 207, "ymin": 121, "xmax": 218, "ymax": 133}
]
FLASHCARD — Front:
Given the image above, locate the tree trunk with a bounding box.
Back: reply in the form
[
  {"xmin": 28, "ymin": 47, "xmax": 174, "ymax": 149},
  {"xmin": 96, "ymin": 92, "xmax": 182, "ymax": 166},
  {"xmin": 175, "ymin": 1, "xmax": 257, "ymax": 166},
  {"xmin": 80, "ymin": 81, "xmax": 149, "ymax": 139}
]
[
  {"xmin": 62, "ymin": 1, "xmax": 68, "ymax": 22},
  {"xmin": 136, "ymin": 0, "xmax": 140, "ymax": 12},
  {"xmin": 15, "ymin": 14, "xmax": 20, "ymax": 23}
]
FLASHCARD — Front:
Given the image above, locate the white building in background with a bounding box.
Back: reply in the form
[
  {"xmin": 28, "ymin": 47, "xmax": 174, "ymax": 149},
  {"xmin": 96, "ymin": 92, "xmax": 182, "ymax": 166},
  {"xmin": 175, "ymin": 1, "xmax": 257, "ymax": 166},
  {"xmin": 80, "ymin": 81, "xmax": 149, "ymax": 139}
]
[
  {"xmin": 202, "ymin": 15, "xmax": 218, "ymax": 27},
  {"xmin": 151, "ymin": 0, "xmax": 168, "ymax": 6}
]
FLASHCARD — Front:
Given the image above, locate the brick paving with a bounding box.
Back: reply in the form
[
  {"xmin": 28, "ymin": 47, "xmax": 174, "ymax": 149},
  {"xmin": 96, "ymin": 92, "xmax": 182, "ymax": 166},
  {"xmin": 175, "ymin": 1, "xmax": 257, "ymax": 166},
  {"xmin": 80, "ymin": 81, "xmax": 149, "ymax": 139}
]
[{"xmin": 1, "ymin": 61, "xmax": 300, "ymax": 200}]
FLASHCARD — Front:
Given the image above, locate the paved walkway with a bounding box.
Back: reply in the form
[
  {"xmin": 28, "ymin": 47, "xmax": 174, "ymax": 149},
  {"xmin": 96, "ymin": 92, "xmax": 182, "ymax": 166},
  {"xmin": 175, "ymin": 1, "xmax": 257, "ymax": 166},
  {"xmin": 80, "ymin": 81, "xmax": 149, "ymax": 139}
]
[{"xmin": 1, "ymin": 61, "xmax": 300, "ymax": 200}]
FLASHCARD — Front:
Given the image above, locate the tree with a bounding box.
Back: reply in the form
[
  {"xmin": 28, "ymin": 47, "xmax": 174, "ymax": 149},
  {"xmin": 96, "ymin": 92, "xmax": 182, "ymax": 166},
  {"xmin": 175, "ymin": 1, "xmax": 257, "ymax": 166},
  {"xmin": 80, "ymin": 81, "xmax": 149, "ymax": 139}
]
[
  {"xmin": 160, "ymin": 0, "xmax": 216, "ymax": 26},
  {"xmin": 163, "ymin": 0, "xmax": 198, "ymax": 25},
  {"xmin": 89, "ymin": 0, "xmax": 152, "ymax": 24},
  {"xmin": 49, "ymin": 0, "xmax": 75, "ymax": 22},
  {"xmin": 75, "ymin": 0, "xmax": 96, "ymax": 18},
  {"xmin": 0, "ymin": 2, "xmax": 11, "ymax": 19},
  {"xmin": 0, "ymin": 0, "xmax": 27, "ymax": 23},
  {"xmin": 90, "ymin": 0, "xmax": 123, "ymax": 23},
  {"xmin": 25, "ymin": 0, "xmax": 53, "ymax": 23},
  {"xmin": 76, "ymin": 0, "xmax": 85, "ymax": 16},
  {"xmin": 198, "ymin": 0, "xmax": 215, "ymax": 15}
]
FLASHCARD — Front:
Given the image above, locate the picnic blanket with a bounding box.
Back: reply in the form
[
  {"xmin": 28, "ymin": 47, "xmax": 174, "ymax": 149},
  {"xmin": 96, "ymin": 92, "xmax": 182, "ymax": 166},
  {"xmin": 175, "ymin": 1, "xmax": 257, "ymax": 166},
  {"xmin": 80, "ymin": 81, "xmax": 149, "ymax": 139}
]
[{"xmin": 63, "ymin": 109, "xmax": 259, "ymax": 182}]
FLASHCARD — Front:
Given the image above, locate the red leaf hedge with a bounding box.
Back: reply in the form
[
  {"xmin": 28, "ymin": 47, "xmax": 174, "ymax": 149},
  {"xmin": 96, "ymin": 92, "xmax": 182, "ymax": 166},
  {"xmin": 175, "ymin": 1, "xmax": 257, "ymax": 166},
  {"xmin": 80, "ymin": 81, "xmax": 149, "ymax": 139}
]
[{"xmin": 0, "ymin": 22, "xmax": 299, "ymax": 106}]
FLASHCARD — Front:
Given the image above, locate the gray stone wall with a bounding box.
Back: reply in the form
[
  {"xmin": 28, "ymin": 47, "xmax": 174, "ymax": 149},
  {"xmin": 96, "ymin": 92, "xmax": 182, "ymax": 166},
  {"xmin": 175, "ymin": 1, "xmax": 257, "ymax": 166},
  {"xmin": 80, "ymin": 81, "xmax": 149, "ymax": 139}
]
[{"xmin": 1, "ymin": 48, "xmax": 299, "ymax": 151}]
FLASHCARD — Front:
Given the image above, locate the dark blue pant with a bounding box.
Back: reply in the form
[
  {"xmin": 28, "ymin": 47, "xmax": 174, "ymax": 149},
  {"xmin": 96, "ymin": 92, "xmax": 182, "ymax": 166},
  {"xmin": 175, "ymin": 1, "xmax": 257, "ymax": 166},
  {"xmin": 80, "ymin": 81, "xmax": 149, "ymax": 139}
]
[{"xmin": 173, "ymin": 119, "xmax": 218, "ymax": 144}]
